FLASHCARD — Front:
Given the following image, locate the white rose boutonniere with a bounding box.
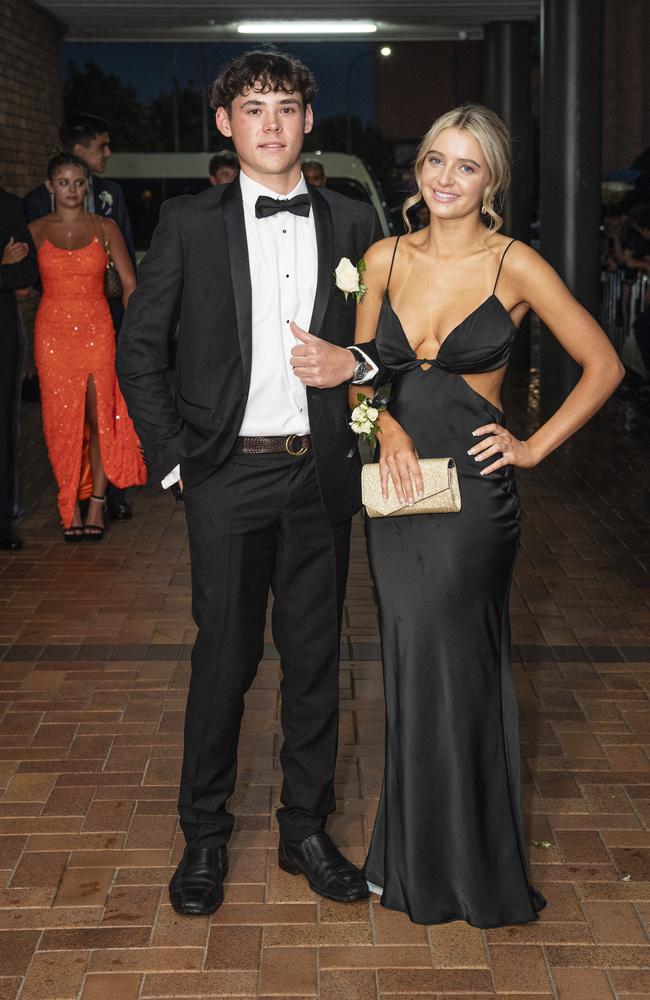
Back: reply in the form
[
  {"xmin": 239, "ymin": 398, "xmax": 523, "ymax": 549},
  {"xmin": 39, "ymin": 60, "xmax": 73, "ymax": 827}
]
[
  {"xmin": 98, "ymin": 190, "xmax": 114, "ymax": 214},
  {"xmin": 334, "ymin": 256, "xmax": 367, "ymax": 304}
]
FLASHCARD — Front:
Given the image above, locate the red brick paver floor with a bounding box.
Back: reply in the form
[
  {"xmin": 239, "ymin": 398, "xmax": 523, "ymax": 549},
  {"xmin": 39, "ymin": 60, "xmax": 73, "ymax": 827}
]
[{"xmin": 1, "ymin": 375, "xmax": 650, "ymax": 999}]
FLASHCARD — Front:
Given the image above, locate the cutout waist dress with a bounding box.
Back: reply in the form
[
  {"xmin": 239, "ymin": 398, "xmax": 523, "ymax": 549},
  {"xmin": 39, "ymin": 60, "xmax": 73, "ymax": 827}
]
[{"xmin": 363, "ymin": 237, "xmax": 545, "ymax": 927}]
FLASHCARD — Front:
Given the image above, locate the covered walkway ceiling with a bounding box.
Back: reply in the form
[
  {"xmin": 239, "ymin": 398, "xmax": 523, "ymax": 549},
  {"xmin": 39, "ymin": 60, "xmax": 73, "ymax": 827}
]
[{"xmin": 39, "ymin": 1, "xmax": 540, "ymax": 41}]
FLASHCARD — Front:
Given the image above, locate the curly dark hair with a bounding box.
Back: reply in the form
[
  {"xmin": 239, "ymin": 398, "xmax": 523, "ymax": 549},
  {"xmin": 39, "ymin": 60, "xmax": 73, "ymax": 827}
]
[
  {"xmin": 209, "ymin": 49, "xmax": 316, "ymax": 113},
  {"xmin": 46, "ymin": 152, "xmax": 90, "ymax": 181}
]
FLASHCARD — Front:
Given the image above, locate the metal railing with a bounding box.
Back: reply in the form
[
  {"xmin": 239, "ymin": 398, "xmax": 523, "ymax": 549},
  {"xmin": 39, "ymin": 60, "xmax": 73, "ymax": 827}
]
[{"xmin": 600, "ymin": 270, "xmax": 648, "ymax": 376}]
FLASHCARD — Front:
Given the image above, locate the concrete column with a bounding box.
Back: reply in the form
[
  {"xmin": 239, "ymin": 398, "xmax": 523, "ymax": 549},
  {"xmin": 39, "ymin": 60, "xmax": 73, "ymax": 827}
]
[
  {"xmin": 483, "ymin": 21, "xmax": 534, "ymax": 370},
  {"xmin": 539, "ymin": 0, "xmax": 604, "ymax": 419}
]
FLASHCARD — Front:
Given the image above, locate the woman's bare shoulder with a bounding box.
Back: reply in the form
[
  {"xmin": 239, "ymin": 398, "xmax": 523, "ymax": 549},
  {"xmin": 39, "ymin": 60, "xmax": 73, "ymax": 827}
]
[
  {"xmin": 364, "ymin": 235, "xmax": 400, "ymax": 265},
  {"xmin": 498, "ymin": 238, "xmax": 553, "ymax": 277},
  {"xmin": 28, "ymin": 216, "xmax": 49, "ymax": 245},
  {"xmin": 100, "ymin": 216, "xmax": 120, "ymax": 236},
  {"xmin": 28, "ymin": 216, "xmax": 49, "ymax": 235}
]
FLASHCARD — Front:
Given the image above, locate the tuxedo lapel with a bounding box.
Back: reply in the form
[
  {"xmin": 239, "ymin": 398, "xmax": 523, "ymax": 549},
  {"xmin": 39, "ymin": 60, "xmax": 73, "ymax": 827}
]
[
  {"xmin": 221, "ymin": 179, "xmax": 253, "ymax": 390},
  {"xmin": 308, "ymin": 186, "xmax": 334, "ymax": 339}
]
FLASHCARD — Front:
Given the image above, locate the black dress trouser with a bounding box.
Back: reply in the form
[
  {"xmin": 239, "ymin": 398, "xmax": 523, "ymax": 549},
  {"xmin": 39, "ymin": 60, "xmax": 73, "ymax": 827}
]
[
  {"xmin": 179, "ymin": 449, "xmax": 351, "ymax": 848},
  {"xmin": 0, "ymin": 325, "xmax": 20, "ymax": 531}
]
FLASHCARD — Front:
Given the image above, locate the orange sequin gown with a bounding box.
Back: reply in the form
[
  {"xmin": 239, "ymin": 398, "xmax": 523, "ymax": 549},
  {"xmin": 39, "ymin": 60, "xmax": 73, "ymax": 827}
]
[{"xmin": 35, "ymin": 236, "xmax": 146, "ymax": 526}]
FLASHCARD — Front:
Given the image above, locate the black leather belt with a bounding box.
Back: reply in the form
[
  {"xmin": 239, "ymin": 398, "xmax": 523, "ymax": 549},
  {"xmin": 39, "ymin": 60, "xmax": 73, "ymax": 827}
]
[{"xmin": 232, "ymin": 434, "xmax": 311, "ymax": 456}]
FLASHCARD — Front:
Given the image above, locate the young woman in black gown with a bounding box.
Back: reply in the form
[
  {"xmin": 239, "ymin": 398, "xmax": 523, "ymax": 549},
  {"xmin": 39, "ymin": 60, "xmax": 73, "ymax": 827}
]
[{"xmin": 353, "ymin": 106, "xmax": 624, "ymax": 928}]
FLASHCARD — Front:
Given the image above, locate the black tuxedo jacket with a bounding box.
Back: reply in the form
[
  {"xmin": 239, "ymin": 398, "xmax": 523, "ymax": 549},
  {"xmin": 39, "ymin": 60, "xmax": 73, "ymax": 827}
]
[
  {"xmin": 0, "ymin": 189, "xmax": 38, "ymax": 342},
  {"xmin": 117, "ymin": 179, "xmax": 383, "ymax": 523}
]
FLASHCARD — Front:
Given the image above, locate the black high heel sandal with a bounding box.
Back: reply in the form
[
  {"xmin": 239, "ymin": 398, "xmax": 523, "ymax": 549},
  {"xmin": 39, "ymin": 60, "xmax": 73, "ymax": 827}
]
[
  {"xmin": 62, "ymin": 525, "xmax": 84, "ymax": 543},
  {"xmin": 83, "ymin": 495, "xmax": 106, "ymax": 542},
  {"xmin": 63, "ymin": 504, "xmax": 84, "ymax": 543}
]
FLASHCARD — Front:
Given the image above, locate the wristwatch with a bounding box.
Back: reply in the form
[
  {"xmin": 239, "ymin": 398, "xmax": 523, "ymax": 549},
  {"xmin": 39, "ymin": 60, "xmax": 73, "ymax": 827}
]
[{"xmin": 349, "ymin": 347, "xmax": 372, "ymax": 383}]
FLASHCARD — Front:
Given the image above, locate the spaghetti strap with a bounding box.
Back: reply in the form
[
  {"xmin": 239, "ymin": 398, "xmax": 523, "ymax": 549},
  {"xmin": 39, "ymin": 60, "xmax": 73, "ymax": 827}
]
[
  {"xmin": 89, "ymin": 214, "xmax": 104, "ymax": 248},
  {"xmin": 386, "ymin": 236, "xmax": 401, "ymax": 293},
  {"xmin": 493, "ymin": 239, "xmax": 516, "ymax": 294}
]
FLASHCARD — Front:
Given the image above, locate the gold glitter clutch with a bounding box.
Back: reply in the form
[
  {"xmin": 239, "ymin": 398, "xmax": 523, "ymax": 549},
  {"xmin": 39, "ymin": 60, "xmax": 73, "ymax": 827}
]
[{"xmin": 362, "ymin": 457, "xmax": 461, "ymax": 518}]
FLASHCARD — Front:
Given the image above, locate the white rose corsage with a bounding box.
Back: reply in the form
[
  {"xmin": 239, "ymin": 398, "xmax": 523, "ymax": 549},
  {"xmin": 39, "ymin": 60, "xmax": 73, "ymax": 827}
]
[
  {"xmin": 349, "ymin": 393, "xmax": 386, "ymax": 447},
  {"xmin": 334, "ymin": 256, "xmax": 367, "ymax": 303},
  {"xmin": 98, "ymin": 190, "xmax": 114, "ymax": 213}
]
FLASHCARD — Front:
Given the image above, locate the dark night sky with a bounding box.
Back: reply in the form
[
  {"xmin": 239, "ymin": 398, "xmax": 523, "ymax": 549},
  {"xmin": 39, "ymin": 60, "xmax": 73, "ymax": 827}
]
[{"xmin": 62, "ymin": 41, "xmax": 377, "ymax": 124}]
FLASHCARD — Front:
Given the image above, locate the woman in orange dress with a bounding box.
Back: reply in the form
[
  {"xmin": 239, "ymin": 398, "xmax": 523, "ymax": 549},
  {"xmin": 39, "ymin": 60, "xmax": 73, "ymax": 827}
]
[{"xmin": 29, "ymin": 153, "xmax": 146, "ymax": 540}]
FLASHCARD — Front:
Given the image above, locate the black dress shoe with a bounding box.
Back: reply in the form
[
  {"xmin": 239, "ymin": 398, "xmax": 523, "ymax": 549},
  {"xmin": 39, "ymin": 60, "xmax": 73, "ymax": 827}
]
[
  {"xmin": 169, "ymin": 846, "xmax": 228, "ymax": 916},
  {"xmin": 0, "ymin": 528, "xmax": 23, "ymax": 551},
  {"xmin": 278, "ymin": 831, "xmax": 369, "ymax": 903},
  {"xmin": 106, "ymin": 500, "xmax": 132, "ymax": 521}
]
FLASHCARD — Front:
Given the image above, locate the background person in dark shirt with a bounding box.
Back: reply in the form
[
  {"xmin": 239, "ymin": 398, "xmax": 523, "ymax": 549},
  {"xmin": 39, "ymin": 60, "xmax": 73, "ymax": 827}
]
[
  {"xmin": 302, "ymin": 160, "xmax": 327, "ymax": 187},
  {"xmin": 623, "ymin": 203, "xmax": 650, "ymax": 373},
  {"xmin": 208, "ymin": 151, "xmax": 239, "ymax": 186},
  {"xmin": 0, "ymin": 189, "xmax": 37, "ymax": 550},
  {"xmin": 623, "ymin": 203, "xmax": 650, "ymax": 274}
]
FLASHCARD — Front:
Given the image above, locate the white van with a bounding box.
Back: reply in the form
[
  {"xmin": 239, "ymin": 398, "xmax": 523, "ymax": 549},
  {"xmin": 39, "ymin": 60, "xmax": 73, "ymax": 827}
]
[{"xmin": 105, "ymin": 151, "xmax": 392, "ymax": 257}]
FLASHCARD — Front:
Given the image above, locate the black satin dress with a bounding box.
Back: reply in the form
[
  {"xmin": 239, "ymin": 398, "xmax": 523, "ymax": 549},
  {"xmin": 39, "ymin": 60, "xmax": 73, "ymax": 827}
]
[{"xmin": 364, "ymin": 238, "xmax": 545, "ymax": 928}]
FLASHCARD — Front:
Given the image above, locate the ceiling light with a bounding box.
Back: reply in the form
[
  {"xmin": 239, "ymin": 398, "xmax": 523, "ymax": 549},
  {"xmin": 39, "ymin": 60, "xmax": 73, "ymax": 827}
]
[
  {"xmin": 380, "ymin": 46, "xmax": 392, "ymax": 56},
  {"xmin": 237, "ymin": 21, "xmax": 378, "ymax": 35}
]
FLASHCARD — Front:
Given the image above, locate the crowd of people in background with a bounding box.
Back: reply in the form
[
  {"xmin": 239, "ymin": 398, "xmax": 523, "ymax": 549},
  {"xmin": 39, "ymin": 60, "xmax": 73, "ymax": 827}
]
[
  {"xmin": 601, "ymin": 167, "xmax": 650, "ymax": 372},
  {"xmin": 0, "ymin": 114, "xmax": 144, "ymax": 548},
  {"xmin": 0, "ymin": 110, "xmax": 248, "ymax": 550}
]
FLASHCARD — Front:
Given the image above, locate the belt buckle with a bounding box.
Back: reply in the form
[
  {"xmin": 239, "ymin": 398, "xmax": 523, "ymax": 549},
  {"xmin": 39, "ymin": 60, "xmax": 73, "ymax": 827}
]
[{"xmin": 285, "ymin": 434, "xmax": 308, "ymax": 457}]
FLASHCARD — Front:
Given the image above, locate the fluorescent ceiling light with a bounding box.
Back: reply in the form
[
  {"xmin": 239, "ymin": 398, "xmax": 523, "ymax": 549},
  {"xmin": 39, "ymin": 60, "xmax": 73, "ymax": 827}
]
[{"xmin": 237, "ymin": 21, "xmax": 378, "ymax": 35}]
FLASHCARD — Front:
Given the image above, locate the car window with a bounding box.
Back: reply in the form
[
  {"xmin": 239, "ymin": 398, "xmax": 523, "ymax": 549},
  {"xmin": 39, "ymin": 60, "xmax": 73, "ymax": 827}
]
[{"xmin": 324, "ymin": 178, "xmax": 372, "ymax": 204}]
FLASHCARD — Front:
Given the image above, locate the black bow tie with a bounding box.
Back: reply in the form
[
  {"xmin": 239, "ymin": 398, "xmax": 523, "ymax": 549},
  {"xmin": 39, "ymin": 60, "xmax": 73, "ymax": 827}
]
[{"xmin": 255, "ymin": 194, "xmax": 311, "ymax": 219}]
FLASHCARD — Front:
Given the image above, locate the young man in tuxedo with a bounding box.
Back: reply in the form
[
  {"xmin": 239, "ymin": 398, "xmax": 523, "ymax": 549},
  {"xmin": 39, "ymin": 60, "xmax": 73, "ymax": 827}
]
[
  {"xmin": 117, "ymin": 50, "xmax": 383, "ymax": 916},
  {"xmin": 24, "ymin": 113, "xmax": 136, "ymax": 521}
]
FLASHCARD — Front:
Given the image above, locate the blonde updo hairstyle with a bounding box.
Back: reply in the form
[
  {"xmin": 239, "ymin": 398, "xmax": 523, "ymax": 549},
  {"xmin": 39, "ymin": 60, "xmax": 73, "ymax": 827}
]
[{"xmin": 402, "ymin": 104, "xmax": 511, "ymax": 233}]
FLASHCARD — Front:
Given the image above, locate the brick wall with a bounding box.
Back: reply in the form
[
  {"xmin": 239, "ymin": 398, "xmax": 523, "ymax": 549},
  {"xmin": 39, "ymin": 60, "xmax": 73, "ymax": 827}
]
[{"xmin": 0, "ymin": 0, "xmax": 65, "ymax": 197}]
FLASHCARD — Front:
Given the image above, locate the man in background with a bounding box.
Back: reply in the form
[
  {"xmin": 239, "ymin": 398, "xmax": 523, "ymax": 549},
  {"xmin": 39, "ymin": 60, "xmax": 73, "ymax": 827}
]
[
  {"xmin": 302, "ymin": 160, "xmax": 327, "ymax": 188},
  {"xmin": 24, "ymin": 113, "xmax": 136, "ymax": 521},
  {"xmin": 208, "ymin": 151, "xmax": 239, "ymax": 187},
  {"xmin": 0, "ymin": 189, "xmax": 37, "ymax": 550}
]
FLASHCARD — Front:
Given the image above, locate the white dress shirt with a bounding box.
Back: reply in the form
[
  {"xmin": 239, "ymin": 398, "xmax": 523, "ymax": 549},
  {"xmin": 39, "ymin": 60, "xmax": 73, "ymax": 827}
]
[
  {"xmin": 162, "ymin": 169, "xmax": 376, "ymax": 488},
  {"xmin": 238, "ymin": 170, "xmax": 315, "ymax": 436}
]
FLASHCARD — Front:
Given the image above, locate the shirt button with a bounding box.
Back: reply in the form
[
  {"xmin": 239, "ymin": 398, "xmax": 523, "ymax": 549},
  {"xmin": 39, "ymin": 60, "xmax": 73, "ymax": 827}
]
[
  {"xmin": 282, "ymin": 229, "xmax": 287, "ymax": 234},
  {"xmin": 286, "ymin": 274, "xmax": 290, "ymax": 278}
]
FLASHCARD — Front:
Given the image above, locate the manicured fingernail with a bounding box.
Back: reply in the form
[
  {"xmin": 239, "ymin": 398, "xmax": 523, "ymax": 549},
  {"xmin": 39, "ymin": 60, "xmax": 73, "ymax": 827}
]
[
  {"xmin": 417, "ymin": 489, "xmax": 424, "ymax": 498},
  {"xmin": 472, "ymin": 430, "xmax": 479, "ymax": 436},
  {"xmin": 467, "ymin": 448, "xmax": 474, "ymax": 455},
  {"xmin": 480, "ymin": 470, "xmax": 486, "ymax": 476},
  {"xmin": 474, "ymin": 456, "xmax": 481, "ymax": 462}
]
